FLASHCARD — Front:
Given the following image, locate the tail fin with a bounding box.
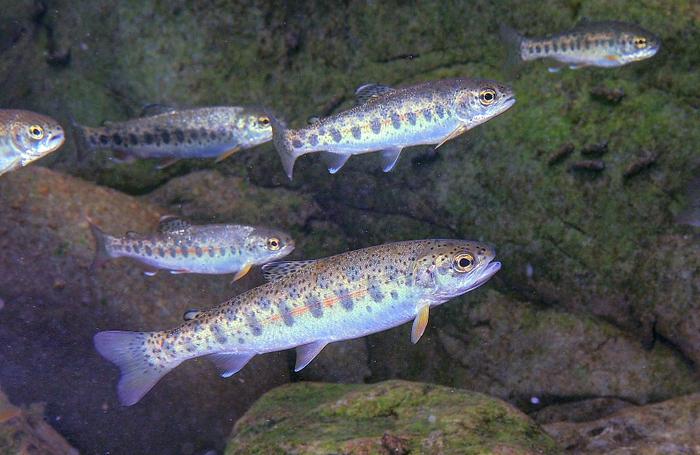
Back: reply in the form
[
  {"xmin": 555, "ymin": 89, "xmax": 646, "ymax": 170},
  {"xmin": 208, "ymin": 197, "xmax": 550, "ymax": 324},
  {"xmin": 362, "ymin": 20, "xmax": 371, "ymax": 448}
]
[
  {"xmin": 269, "ymin": 114, "xmax": 299, "ymax": 180},
  {"xmin": 87, "ymin": 217, "xmax": 113, "ymax": 270},
  {"xmin": 499, "ymin": 23, "xmax": 525, "ymax": 75},
  {"xmin": 94, "ymin": 330, "xmax": 183, "ymax": 406},
  {"xmin": 69, "ymin": 115, "xmax": 91, "ymax": 161}
]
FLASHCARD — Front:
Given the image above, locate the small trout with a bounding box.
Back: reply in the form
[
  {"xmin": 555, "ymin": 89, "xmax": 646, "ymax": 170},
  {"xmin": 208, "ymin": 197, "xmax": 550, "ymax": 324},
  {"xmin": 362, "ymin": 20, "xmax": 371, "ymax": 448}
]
[
  {"xmin": 72, "ymin": 106, "xmax": 273, "ymax": 167},
  {"xmin": 89, "ymin": 216, "xmax": 294, "ymax": 281},
  {"xmin": 94, "ymin": 239, "xmax": 501, "ymax": 405},
  {"xmin": 0, "ymin": 109, "xmax": 65, "ymax": 177},
  {"xmin": 500, "ymin": 21, "xmax": 660, "ymax": 72},
  {"xmin": 270, "ymin": 78, "xmax": 515, "ymax": 179}
]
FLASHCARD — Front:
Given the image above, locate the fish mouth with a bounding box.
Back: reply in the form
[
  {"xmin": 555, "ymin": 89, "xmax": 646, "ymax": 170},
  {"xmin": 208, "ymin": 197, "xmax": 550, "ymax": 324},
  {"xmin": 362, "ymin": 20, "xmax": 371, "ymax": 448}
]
[
  {"xmin": 45, "ymin": 133, "xmax": 66, "ymax": 153},
  {"xmin": 465, "ymin": 261, "xmax": 501, "ymax": 293},
  {"xmin": 502, "ymin": 96, "xmax": 516, "ymax": 110}
]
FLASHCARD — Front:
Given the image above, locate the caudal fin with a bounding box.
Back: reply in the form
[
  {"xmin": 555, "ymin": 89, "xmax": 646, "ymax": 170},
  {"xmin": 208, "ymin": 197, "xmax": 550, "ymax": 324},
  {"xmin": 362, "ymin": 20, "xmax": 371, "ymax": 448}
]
[
  {"xmin": 499, "ymin": 23, "xmax": 525, "ymax": 74},
  {"xmin": 87, "ymin": 217, "xmax": 113, "ymax": 270},
  {"xmin": 269, "ymin": 114, "xmax": 299, "ymax": 180},
  {"xmin": 94, "ymin": 330, "xmax": 182, "ymax": 406},
  {"xmin": 69, "ymin": 116, "xmax": 91, "ymax": 161}
]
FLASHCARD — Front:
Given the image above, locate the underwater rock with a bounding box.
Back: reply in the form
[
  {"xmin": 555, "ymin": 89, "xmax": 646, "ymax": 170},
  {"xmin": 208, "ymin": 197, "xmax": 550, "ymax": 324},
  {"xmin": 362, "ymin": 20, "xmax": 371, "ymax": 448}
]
[
  {"xmin": 225, "ymin": 380, "xmax": 560, "ymax": 454},
  {"xmin": 0, "ymin": 386, "xmax": 78, "ymax": 455},
  {"xmin": 0, "ymin": 167, "xmax": 291, "ymax": 454},
  {"xmin": 369, "ymin": 290, "xmax": 698, "ymax": 405},
  {"xmin": 543, "ymin": 393, "xmax": 700, "ymax": 453}
]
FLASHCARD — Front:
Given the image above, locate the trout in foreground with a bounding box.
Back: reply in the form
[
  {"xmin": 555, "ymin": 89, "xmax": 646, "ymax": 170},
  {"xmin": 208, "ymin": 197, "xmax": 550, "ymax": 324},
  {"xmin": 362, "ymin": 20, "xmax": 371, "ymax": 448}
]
[
  {"xmin": 72, "ymin": 106, "xmax": 272, "ymax": 167},
  {"xmin": 271, "ymin": 78, "xmax": 515, "ymax": 179},
  {"xmin": 89, "ymin": 216, "xmax": 294, "ymax": 281},
  {"xmin": 500, "ymin": 20, "xmax": 660, "ymax": 72},
  {"xmin": 95, "ymin": 239, "xmax": 501, "ymax": 405},
  {"xmin": 0, "ymin": 109, "xmax": 65, "ymax": 177}
]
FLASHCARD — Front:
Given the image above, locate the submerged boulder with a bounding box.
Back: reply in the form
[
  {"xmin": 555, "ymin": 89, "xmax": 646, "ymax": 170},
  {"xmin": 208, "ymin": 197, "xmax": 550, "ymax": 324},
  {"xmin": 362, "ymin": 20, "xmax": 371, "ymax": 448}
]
[{"xmin": 226, "ymin": 380, "xmax": 560, "ymax": 454}]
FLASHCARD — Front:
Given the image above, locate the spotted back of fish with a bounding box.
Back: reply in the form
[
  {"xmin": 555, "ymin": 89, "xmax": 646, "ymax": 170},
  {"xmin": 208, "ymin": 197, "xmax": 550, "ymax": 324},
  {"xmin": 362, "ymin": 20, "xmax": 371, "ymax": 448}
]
[
  {"xmin": 0, "ymin": 109, "xmax": 65, "ymax": 176},
  {"xmin": 74, "ymin": 106, "xmax": 272, "ymax": 159}
]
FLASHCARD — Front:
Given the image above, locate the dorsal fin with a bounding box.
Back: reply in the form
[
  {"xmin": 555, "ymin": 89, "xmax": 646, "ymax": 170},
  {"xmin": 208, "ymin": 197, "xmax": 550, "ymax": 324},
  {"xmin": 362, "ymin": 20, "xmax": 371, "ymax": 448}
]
[
  {"xmin": 140, "ymin": 103, "xmax": 178, "ymax": 117},
  {"xmin": 262, "ymin": 260, "xmax": 318, "ymax": 282},
  {"xmin": 354, "ymin": 83, "xmax": 395, "ymax": 105},
  {"xmin": 182, "ymin": 309, "xmax": 201, "ymax": 321},
  {"xmin": 157, "ymin": 215, "xmax": 191, "ymax": 234}
]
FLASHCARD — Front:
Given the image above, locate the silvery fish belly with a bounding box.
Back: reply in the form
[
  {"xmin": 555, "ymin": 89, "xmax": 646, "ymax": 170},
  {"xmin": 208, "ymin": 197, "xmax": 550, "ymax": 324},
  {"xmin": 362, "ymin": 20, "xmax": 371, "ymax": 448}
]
[
  {"xmin": 270, "ymin": 78, "xmax": 516, "ymax": 179},
  {"xmin": 93, "ymin": 239, "xmax": 501, "ymax": 405},
  {"xmin": 500, "ymin": 20, "xmax": 660, "ymax": 71},
  {"xmin": 72, "ymin": 106, "xmax": 272, "ymax": 165},
  {"xmin": 0, "ymin": 109, "xmax": 65, "ymax": 177},
  {"xmin": 89, "ymin": 215, "xmax": 294, "ymax": 281}
]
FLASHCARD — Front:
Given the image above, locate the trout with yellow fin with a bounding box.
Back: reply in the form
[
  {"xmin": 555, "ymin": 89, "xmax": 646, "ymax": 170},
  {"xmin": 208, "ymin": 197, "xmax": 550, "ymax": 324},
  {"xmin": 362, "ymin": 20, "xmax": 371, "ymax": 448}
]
[
  {"xmin": 94, "ymin": 239, "xmax": 500, "ymax": 405},
  {"xmin": 500, "ymin": 20, "xmax": 660, "ymax": 72},
  {"xmin": 72, "ymin": 106, "xmax": 272, "ymax": 168},
  {"xmin": 89, "ymin": 215, "xmax": 294, "ymax": 282},
  {"xmin": 0, "ymin": 109, "xmax": 65, "ymax": 176},
  {"xmin": 270, "ymin": 78, "xmax": 515, "ymax": 179}
]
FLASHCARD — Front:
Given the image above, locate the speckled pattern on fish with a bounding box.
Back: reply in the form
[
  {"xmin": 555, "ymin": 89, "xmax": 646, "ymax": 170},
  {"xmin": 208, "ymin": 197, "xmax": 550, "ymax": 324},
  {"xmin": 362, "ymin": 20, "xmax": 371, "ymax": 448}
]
[{"xmin": 94, "ymin": 239, "xmax": 501, "ymax": 405}]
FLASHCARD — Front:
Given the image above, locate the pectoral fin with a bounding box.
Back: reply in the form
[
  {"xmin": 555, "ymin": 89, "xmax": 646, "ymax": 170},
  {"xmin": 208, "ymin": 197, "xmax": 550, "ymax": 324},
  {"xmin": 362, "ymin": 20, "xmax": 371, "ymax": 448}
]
[
  {"xmin": 411, "ymin": 304, "xmax": 430, "ymax": 344},
  {"xmin": 231, "ymin": 263, "xmax": 252, "ymax": 282},
  {"xmin": 215, "ymin": 145, "xmax": 242, "ymax": 163},
  {"xmin": 320, "ymin": 152, "xmax": 350, "ymax": 174},
  {"xmin": 207, "ymin": 352, "xmax": 255, "ymax": 378},
  {"xmin": 294, "ymin": 340, "xmax": 328, "ymax": 372},
  {"xmin": 155, "ymin": 158, "xmax": 180, "ymax": 170},
  {"xmin": 380, "ymin": 147, "xmax": 402, "ymax": 172},
  {"xmin": 262, "ymin": 260, "xmax": 318, "ymax": 282},
  {"xmin": 435, "ymin": 125, "xmax": 467, "ymax": 150}
]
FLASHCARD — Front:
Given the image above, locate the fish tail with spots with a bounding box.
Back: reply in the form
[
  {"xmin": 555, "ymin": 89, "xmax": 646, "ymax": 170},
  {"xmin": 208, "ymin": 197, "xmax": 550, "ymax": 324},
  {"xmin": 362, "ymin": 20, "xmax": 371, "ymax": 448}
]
[
  {"xmin": 269, "ymin": 115, "xmax": 301, "ymax": 180},
  {"xmin": 88, "ymin": 218, "xmax": 116, "ymax": 270},
  {"xmin": 94, "ymin": 330, "xmax": 182, "ymax": 406},
  {"xmin": 499, "ymin": 23, "xmax": 525, "ymax": 70}
]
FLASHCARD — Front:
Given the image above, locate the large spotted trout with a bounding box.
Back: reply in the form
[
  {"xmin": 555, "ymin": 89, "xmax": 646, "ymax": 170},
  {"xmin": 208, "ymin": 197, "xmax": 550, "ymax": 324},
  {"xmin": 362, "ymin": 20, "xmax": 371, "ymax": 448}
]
[
  {"xmin": 89, "ymin": 216, "xmax": 294, "ymax": 281},
  {"xmin": 95, "ymin": 239, "xmax": 501, "ymax": 405},
  {"xmin": 270, "ymin": 78, "xmax": 515, "ymax": 179},
  {"xmin": 72, "ymin": 106, "xmax": 272, "ymax": 167},
  {"xmin": 500, "ymin": 20, "xmax": 660, "ymax": 72},
  {"xmin": 0, "ymin": 109, "xmax": 65, "ymax": 176}
]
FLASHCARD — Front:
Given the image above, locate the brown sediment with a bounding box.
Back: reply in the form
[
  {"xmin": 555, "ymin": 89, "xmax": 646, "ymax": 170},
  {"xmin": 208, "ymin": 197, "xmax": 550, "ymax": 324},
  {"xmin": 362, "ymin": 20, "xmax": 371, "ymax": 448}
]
[
  {"xmin": 547, "ymin": 143, "xmax": 575, "ymax": 165},
  {"xmin": 568, "ymin": 160, "xmax": 605, "ymax": 172},
  {"xmin": 623, "ymin": 153, "xmax": 659, "ymax": 180},
  {"xmin": 581, "ymin": 141, "xmax": 609, "ymax": 157}
]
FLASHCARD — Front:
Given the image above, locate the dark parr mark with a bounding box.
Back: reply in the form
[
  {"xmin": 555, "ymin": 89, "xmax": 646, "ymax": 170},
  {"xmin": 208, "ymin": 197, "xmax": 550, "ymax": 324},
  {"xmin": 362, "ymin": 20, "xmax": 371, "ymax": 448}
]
[
  {"xmin": 330, "ymin": 128, "xmax": 342, "ymax": 143},
  {"xmin": 391, "ymin": 113, "xmax": 401, "ymax": 130},
  {"xmin": 423, "ymin": 109, "xmax": 432, "ymax": 121},
  {"xmin": 157, "ymin": 247, "xmax": 165, "ymax": 257},
  {"xmin": 195, "ymin": 246, "xmax": 203, "ymax": 257},
  {"xmin": 246, "ymin": 311, "xmax": 263, "ymax": 336},
  {"xmin": 307, "ymin": 296, "xmax": 323, "ymax": 318},
  {"xmin": 544, "ymin": 44, "xmax": 549, "ymax": 53},
  {"xmin": 175, "ymin": 129, "xmax": 185, "ymax": 143},
  {"xmin": 535, "ymin": 45, "xmax": 541, "ymax": 53},
  {"xmin": 161, "ymin": 131, "xmax": 171, "ymax": 144},
  {"xmin": 407, "ymin": 112, "xmax": 417, "ymax": 125},
  {"xmin": 277, "ymin": 301, "xmax": 295, "ymax": 326},
  {"xmin": 435, "ymin": 105, "xmax": 445, "ymax": 119},
  {"xmin": 144, "ymin": 245, "xmax": 152, "ymax": 256},
  {"xmin": 553, "ymin": 42, "xmax": 558, "ymax": 52},
  {"xmin": 368, "ymin": 280, "xmax": 385, "ymax": 302},
  {"xmin": 292, "ymin": 138, "xmax": 303, "ymax": 148},
  {"xmin": 309, "ymin": 134, "xmax": 319, "ymax": 146},
  {"xmin": 129, "ymin": 133, "xmax": 139, "ymax": 145},
  {"xmin": 371, "ymin": 118, "xmax": 381, "ymax": 134},
  {"xmin": 144, "ymin": 132, "xmax": 154, "ymax": 144},
  {"xmin": 112, "ymin": 134, "xmax": 123, "ymax": 145},
  {"xmin": 336, "ymin": 288, "xmax": 353, "ymax": 311},
  {"xmin": 351, "ymin": 126, "xmax": 361, "ymax": 139},
  {"xmin": 99, "ymin": 135, "xmax": 109, "ymax": 145}
]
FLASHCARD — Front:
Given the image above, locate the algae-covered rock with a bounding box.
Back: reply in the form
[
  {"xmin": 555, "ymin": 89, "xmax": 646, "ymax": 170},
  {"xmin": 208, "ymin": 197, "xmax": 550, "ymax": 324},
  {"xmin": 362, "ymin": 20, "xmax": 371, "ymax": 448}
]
[
  {"xmin": 0, "ymin": 167, "xmax": 293, "ymax": 454},
  {"xmin": 0, "ymin": 387, "xmax": 78, "ymax": 455},
  {"xmin": 226, "ymin": 380, "xmax": 560, "ymax": 454},
  {"xmin": 543, "ymin": 393, "xmax": 700, "ymax": 453}
]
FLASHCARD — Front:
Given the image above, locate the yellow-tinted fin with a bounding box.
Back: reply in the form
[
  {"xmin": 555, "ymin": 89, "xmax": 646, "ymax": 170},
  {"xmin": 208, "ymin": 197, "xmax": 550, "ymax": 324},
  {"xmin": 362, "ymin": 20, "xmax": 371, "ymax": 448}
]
[
  {"xmin": 215, "ymin": 145, "xmax": 242, "ymax": 163},
  {"xmin": 435, "ymin": 125, "xmax": 467, "ymax": 150},
  {"xmin": 411, "ymin": 304, "xmax": 430, "ymax": 344},
  {"xmin": 231, "ymin": 263, "xmax": 252, "ymax": 282}
]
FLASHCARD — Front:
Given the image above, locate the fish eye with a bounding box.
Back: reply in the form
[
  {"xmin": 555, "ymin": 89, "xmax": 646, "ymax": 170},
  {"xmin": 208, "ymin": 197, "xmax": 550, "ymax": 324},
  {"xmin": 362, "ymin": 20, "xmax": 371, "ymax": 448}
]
[
  {"xmin": 267, "ymin": 237, "xmax": 281, "ymax": 250},
  {"xmin": 479, "ymin": 89, "xmax": 496, "ymax": 106},
  {"xmin": 453, "ymin": 253, "xmax": 475, "ymax": 272},
  {"xmin": 258, "ymin": 116, "xmax": 271, "ymax": 126},
  {"xmin": 28, "ymin": 125, "xmax": 44, "ymax": 140},
  {"xmin": 634, "ymin": 37, "xmax": 647, "ymax": 48}
]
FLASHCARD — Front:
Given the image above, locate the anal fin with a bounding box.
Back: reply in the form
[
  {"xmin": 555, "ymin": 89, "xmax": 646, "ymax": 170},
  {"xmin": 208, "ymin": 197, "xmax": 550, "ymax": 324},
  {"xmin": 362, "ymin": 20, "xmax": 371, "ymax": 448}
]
[
  {"xmin": 215, "ymin": 145, "xmax": 242, "ymax": 163},
  {"xmin": 320, "ymin": 152, "xmax": 350, "ymax": 174},
  {"xmin": 207, "ymin": 352, "xmax": 255, "ymax": 378},
  {"xmin": 294, "ymin": 340, "xmax": 328, "ymax": 372},
  {"xmin": 380, "ymin": 147, "xmax": 402, "ymax": 172},
  {"xmin": 156, "ymin": 158, "xmax": 180, "ymax": 170},
  {"xmin": 411, "ymin": 304, "xmax": 430, "ymax": 344}
]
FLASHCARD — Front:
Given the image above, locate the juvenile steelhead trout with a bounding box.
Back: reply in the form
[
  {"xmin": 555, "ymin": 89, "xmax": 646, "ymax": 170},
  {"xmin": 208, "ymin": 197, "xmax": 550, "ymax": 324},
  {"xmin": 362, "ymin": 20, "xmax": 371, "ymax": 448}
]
[
  {"xmin": 0, "ymin": 109, "xmax": 65, "ymax": 176},
  {"xmin": 89, "ymin": 216, "xmax": 294, "ymax": 281},
  {"xmin": 95, "ymin": 239, "xmax": 501, "ymax": 405},
  {"xmin": 73, "ymin": 106, "xmax": 272, "ymax": 167},
  {"xmin": 500, "ymin": 21, "xmax": 660, "ymax": 72},
  {"xmin": 270, "ymin": 78, "xmax": 515, "ymax": 179}
]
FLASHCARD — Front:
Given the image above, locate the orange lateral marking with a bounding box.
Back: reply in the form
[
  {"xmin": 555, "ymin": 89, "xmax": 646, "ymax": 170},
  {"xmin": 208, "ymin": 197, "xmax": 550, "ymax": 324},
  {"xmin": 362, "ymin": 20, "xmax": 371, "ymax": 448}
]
[{"xmin": 262, "ymin": 289, "xmax": 369, "ymax": 326}]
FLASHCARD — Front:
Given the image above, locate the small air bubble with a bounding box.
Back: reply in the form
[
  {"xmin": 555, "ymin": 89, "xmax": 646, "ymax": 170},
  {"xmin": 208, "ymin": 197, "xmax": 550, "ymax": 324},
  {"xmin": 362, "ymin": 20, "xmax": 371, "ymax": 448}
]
[
  {"xmin": 530, "ymin": 396, "xmax": 540, "ymax": 405},
  {"xmin": 525, "ymin": 263, "xmax": 534, "ymax": 278},
  {"xmin": 428, "ymin": 414, "xmax": 436, "ymax": 423}
]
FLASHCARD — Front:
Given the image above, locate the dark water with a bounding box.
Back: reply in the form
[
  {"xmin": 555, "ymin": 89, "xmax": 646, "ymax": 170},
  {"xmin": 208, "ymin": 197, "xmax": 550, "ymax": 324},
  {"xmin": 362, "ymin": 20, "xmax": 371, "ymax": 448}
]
[{"xmin": 0, "ymin": 1, "xmax": 698, "ymax": 454}]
